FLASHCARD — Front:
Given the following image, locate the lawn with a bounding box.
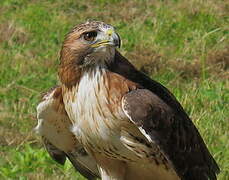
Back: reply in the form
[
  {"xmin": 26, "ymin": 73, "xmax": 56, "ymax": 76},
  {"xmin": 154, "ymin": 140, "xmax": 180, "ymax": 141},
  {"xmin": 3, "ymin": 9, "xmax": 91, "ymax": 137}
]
[{"xmin": 0, "ymin": 0, "xmax": 228, "ymax": 179}]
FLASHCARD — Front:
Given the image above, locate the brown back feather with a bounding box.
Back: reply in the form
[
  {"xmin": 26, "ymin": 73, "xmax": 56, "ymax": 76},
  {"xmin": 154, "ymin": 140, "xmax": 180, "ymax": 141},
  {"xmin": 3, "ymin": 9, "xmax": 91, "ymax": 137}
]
[{"xmin": 108, "ymin": 50, "xmax": 220, "ymax": 180}]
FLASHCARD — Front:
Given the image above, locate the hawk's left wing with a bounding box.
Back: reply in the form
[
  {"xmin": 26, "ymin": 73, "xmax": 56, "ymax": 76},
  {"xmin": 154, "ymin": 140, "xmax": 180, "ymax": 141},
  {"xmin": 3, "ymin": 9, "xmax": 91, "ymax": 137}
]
[
  {"xmin": 122, "ymin": 89, "xmax": 219, "ymax": 180},
  {"xmin": 36, "ymin": 86, "xmax": 100, "ymax": 180}
]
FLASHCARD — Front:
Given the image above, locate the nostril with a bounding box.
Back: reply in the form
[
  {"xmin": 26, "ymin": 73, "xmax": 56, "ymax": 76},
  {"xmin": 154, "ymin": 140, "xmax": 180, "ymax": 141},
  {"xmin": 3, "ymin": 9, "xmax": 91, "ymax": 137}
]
[{"xmin": 107, "ymin": 29, "xmax": 113, "ymax": 37}]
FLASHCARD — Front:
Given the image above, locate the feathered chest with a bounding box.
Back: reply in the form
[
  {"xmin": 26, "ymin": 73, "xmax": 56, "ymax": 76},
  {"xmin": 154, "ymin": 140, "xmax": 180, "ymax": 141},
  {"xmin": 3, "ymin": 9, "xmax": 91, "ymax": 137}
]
[{"xmin": 62, "ymin": 68, "xmax": 138, "ymax": 148}]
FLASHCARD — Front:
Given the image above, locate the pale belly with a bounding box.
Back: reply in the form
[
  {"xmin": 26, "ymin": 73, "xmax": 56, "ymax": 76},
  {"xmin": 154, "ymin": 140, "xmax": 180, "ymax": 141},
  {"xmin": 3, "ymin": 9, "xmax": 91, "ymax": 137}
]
[
  {"xmin": 65, "ymin": 97, "xmax": 179, "ymax": 179},
  {"xmin": 61, "ymin": 69, "xmax": 139, "ymax": 161},
  {"xmin": 65, "ymin": 98, "xmax": 139, "ymax": 162},
  {"xmin": 66, "ymin": 102, "xmax": 179, "ymax": 179},
  {"xmin": 62, "ymin": 69, "xmax": 179, "ymax": 179}
]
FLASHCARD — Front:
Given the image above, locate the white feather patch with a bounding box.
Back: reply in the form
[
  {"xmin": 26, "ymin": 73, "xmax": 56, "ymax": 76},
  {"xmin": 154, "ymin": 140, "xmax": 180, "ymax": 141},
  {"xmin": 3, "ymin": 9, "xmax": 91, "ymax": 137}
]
[
  {"xmin": 35, "ymin": 100, "xmax": 50, "ymax": 134},
  {"xmin": 71, "ymin": 124, "xmax": 83, "ymax": 138},
  {"xmin": 138, "ymin": 127, "xmax": 153, "ymax": 143},
  {"xmin": 68, "ymin": 67, "xmax": 112, "ymax": 141},
  {"xmin": 35, "ymin": 89, "xmax": 56, "ymax": 134}
]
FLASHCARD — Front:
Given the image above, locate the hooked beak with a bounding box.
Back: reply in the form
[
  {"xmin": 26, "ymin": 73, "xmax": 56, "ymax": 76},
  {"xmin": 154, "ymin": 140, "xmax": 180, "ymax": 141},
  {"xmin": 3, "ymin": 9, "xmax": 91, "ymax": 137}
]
[
  {"xmin": 91, "ymin": 29, "xmax": 121, "ymax": 48},
  {"xmin": 113, "ymin": 32, "xmax": 121, "ymax": 48}
]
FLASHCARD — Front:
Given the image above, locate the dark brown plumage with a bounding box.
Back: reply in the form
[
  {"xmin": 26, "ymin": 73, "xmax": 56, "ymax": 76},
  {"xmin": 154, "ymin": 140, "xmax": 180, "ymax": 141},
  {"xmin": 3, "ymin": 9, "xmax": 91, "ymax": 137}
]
[{"xmin": 110, "ymin": 51, "xmax": 220, "ymax": 179}]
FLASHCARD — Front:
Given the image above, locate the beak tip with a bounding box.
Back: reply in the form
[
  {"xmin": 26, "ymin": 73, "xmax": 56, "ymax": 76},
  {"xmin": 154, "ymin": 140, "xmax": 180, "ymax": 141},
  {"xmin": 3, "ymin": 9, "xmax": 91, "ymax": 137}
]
[
  {"xmin": 114, "ymin": 38, "xmax": 121, "ymax": 48},
  {"xmin": 113, "ymin": 32, "xmax": 121, "ymax": 48},
  {"xmin": 118, "ymin": 40, "xmax": 121, "ymax": 48}
]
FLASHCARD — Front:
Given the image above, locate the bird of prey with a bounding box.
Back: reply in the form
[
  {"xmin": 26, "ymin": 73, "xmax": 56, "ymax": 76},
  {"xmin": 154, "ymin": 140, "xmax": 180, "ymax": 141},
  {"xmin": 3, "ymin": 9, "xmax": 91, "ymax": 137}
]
[{"xmin": 36, "ymin": 21, "xmax": 220, "ymax": 180}]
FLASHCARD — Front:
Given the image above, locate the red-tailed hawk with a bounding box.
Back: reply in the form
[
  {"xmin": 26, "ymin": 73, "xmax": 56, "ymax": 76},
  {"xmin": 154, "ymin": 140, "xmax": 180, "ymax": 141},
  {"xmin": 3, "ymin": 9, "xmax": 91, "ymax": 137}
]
[{"xmin": 36, "ymin": 21, "xmax": 219, "ymax": 180}]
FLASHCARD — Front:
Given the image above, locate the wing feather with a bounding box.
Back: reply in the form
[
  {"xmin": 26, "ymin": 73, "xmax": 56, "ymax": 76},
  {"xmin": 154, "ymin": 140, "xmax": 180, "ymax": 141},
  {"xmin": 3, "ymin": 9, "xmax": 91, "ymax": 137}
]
[
  {"xmin": 108, "ymin": 51, "xmax": 219, "ymax": 180},
  {"xmin": 42, "ymin": 136, "xmax": 66, "ymax": 165},
  {"xmin": 36, "ymin": 86, "xmax": 100, "ymax": 180},
  {"xmin": 122, "ymin": 89, "xmax": 219, "ymax": 180}
]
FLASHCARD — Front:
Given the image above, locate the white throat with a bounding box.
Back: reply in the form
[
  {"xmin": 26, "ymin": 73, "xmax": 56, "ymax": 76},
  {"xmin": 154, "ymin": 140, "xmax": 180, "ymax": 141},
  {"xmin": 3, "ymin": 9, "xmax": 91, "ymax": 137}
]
[{"xmin": 68, "ymin": 66, "xmax": 108, "ymax": 136}]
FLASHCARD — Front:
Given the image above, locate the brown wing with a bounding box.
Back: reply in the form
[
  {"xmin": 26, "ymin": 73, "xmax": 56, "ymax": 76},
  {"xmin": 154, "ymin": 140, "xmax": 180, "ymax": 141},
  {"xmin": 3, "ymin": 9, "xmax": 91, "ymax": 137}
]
[
  {"xmin": 42, "ymin": 136, "xmax": 66, "ymax": 165},
  {"xmin": 122, "ymin": 89, "xmax": 219, "ymax": 180},
  {"xmin": 109, "ymin": 51, "xmax": 220, "ymax": 180},
  {"xmin": 36, "ymin": 86, "xmax": 100, "ymax": 180}
]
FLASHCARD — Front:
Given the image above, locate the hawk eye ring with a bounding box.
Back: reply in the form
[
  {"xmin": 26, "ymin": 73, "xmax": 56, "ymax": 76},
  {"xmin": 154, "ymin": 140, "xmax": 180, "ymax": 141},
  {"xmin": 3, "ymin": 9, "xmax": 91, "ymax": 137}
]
[{"xmin": 83, "ymin": 31, "xmax": 97, "ymax": 41}]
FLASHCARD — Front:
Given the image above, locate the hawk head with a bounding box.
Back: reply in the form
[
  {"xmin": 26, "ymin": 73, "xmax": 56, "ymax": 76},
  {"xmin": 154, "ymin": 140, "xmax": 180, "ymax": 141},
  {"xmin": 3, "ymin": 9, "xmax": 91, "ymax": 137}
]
[{"xmin": 60, "ymin": 21, "xmax": 120, "ymax": 68}]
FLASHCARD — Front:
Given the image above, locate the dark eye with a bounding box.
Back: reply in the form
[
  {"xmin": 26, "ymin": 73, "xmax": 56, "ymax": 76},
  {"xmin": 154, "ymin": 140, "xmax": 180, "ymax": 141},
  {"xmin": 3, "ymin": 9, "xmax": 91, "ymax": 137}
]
[{"xmin": 83, "ymin": 31, "xmax": 97, "ymax": 41}]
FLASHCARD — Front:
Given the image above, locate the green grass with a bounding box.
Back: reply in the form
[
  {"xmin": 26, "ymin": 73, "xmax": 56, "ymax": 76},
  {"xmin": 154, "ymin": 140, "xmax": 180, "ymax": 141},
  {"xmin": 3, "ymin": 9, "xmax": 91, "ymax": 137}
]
[{"xmin": 0, "ymin": 0, "xmax": 228, "ymax": 179}]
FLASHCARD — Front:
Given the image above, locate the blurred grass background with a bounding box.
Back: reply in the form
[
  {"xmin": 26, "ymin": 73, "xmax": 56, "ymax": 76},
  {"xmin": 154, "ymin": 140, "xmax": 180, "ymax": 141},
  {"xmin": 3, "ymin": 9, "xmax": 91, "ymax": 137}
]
[{"xmin": 0, "ymin": 0, "xmax": 228, "ymax": 179}]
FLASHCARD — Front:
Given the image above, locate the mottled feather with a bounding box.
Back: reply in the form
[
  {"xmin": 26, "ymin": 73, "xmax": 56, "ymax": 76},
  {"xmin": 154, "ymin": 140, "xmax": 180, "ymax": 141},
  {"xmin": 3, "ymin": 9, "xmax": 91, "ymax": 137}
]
[
  {"xmin": 36, "ymin": 86, "xmax": 100, "ymax": 180},
  {"xmin": 122, "ymin": 89, "xmax": 219, "ymax": 180}
]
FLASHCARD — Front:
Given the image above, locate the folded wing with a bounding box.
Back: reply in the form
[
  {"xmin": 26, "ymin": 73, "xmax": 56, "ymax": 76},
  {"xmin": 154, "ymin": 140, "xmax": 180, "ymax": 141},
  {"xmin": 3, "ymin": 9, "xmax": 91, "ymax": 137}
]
[
  {"xmin": 122, "ymin": 89, "xmax": 220, "ymax": 180},
  {"xmin": 36, "ymin": 86, "xmax": 100, "ymax": 180}
]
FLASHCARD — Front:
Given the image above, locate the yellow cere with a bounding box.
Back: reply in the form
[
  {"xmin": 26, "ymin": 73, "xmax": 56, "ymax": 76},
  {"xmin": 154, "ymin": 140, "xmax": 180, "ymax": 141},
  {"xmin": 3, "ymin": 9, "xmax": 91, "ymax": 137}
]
[{"xmin": 106, "ymin": 29, "xmax": 114, "ymax": 36}]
